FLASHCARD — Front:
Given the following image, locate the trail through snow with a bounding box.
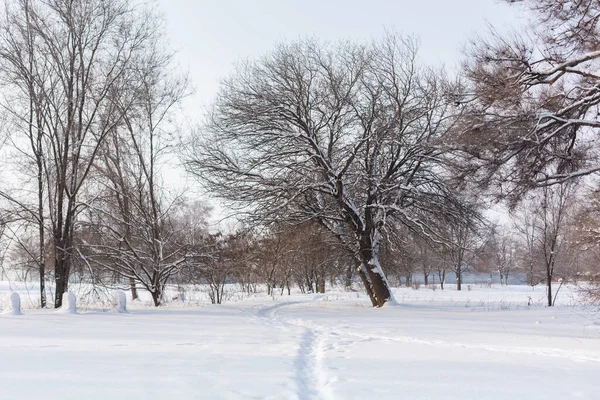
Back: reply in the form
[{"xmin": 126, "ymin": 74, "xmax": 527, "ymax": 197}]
[{"xmin": 255, "ymin": 297, "xmax": 336, "ymax": 400}]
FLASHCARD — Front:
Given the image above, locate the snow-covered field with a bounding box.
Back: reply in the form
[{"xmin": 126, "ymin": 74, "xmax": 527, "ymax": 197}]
[{"xmin": 1, "ymin": 283, "xmax": 599, "ymax": 399}]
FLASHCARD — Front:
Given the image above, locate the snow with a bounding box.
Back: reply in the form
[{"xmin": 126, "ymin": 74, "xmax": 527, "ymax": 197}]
[
  {"xmin": 1, "ymin": 283, "xmax": 599, "ymax": 399},
  {"xmin": 113, "ymin": 290, "xmax": 127, "ymax": 313},
  {"xmin": 2, "ymin": 292, "xmax": 21, "ymax": 315},
  {"xmin": 56, "ymin": 291, "xmax": 77, "ymax": 314}
]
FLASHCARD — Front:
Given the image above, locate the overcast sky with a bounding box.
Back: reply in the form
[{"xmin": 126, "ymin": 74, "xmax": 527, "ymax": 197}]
[{"xmin": 156, "ymin": 0, "xmax": 526, "ymax": 115}]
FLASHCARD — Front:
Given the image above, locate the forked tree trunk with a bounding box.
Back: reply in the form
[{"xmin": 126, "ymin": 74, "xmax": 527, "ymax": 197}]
[
  {"xmin": 151, "ymin": 291, "xmax": 161, "ymax": 307},
  {"xmin": 150, "ymin": 277, "xmax": 164, "ymax": 307}
]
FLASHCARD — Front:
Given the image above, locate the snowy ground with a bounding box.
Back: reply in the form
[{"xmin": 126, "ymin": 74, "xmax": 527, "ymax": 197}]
[{"xmin": 1, "ymin": 283, "xmax": 599, "ymax": 399}]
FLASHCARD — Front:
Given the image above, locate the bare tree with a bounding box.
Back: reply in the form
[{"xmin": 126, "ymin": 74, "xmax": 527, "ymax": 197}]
[
  {"xmin": 0, "ymin": 0, "xmax": 51, "ymax": 306},
  {"xmin": 255, "ymin": 229, "xmax": 290, "ymax": 296},
  {"xmin": 512, "ymin": 207, "xmax": 544, "ymax": 286},
  {"xmin": 79, "ymin": 25, "xmax": 189, "ymax": 306},
  {"xmin": 487, "ymin": 227, "xmax": 517, "ymax": 286},
  {"xmin": 81, "ymin": 196, "xmax": 208, "ymax": 307},
  {"xmin": 186, "ymin": 35, "xmax": 473, "ymax": 307},
  {"xmin": 442, "ymin": 219, "xmax": 481, "ymax": 291},
  {"xmin": 455, "ymin": 0, "xmax": 600, "ymax": 203},
  {"xmin": 0, "ymin": 0, "xmax": 165, "ymax": 307},
  {"xmin": 186, "ymin": 231, "xmax": 251, "ymax": 305},
  {"xmin": 284, "ymin": 222, "xmax": 348, "ymax": 294},
  {"xmin": 538, "ymin": 184, "xmax": 577, "ymax": 306},
  {"xmin": 416, "ymin": 238, "xmax": 435, "ymax": 286},
  {"xmin": 514, "ymin": 182, "xmax": 577, "ymax": 306},
  {"xmin": 0, "ymin": 196, "xmax": 49, "ymax": 305}
]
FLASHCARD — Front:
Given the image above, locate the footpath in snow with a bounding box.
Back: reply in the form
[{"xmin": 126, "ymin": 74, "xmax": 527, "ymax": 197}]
[{"xmin": 1, "ymin": 286, "xmax": 600, "ymax": 399}]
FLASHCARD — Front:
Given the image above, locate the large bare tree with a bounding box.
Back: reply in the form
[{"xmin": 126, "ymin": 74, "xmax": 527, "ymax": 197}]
[
  {"xmin": 0, "ymin": 0, "xmax": 166, "ymax": 307},
  {"xmin": 185, "ymin": 35, "xmax": 473, "ymax": 307}
]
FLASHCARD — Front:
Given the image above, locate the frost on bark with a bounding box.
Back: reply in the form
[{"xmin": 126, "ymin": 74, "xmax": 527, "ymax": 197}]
[{"xmin": 186, "ymin": 34, "xmax": 472, "ymax": 307}]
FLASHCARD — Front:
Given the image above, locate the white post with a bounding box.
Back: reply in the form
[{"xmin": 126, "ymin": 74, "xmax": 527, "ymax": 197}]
[
  {"xmin": 4, "ymin": 292, "xmax": 22, "ymax": 315},
  {"xmin": 58, "ymin": 291, "xmax": 77, "ymax": 314},
  {"xmin": 113, "ymin": 290, "xmax": 127, "ymax": 313}
]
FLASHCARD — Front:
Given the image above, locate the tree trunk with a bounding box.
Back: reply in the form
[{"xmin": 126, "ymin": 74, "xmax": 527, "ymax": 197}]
[
  {"xmin": 546, "ymin": 265, "xmax": 553, "ymax": 307},
  {"xmin": 456, "ymin": 265, "xmax": 462, "ymax": 291},
  {"xmin": 298, "ymin": 281, "xmax": 305, "ymax": 294},
  {"xmin": 54, "ymin": 263, "xmax": 68, "ymax": 308},
  {"xmin": 356, "ymin": 262, "xmax": 377, "ymax": 307},
  {"xmin": 317, "ymin": 275, "xmax": 325, "ymax": 293},
  {"xmin": 38, "ymin": 220, "xmax": 45, "ymax": 308},
  {"xmin": 39, "ymin": 261, "xmax": 46, "ymax": 308},
  {"xmin": 345, "ymin": 265, "xmax": 353, "ymax": 289},
  {"xmin": 529, "ymin": 262, "xmax": 536, "ymax": 287},
  {"xmin": 424, "ymin": 272, "xmax": 428, "ymax": 286},
  {"xmin": 307, "ymin": 272, "xmax": 314, "ymax": 293},
  {"xmin": 53, "ymin": 241, "xmax": 71, "ymax": 308},
  {"xmin": 130, "ymin": 277, "xmax": 139, "ymax": 300},
  {"xmin": 36, "ymin": 142, "xmax": 46, "ymax": 308},
  {"xmin": 366, "ymin": 267, "xmax": 391, "ymax": 307},
  {"xmin": 439, "ymin": 269, "xmax": 445, "ymax": 290},
  {"xmin": 151, "ymin": 290, "xmax": 161, "ymax": 307},
  {"xmin": 353, "ymin": 226, "xmax": 392, "ymax": 307},
  {"xmin": 359, "ymin": 241, "xmax": 392, "ymax": 307}
]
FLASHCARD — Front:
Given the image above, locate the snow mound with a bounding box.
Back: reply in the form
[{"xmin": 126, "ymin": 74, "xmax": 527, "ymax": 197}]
[
  {"xmin": 113, "ymin": 291, "xmax": 127, "ymax": 313},
  {"xmin": 56, "ymin": 292, "xmax": 77, "ymax": 314},
  {"xmin": 2, "ymin": 292, "xmax": 22, "ymax": 315}
]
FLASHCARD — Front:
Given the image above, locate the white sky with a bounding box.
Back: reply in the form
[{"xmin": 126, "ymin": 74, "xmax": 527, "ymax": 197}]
[{"xmin": 156, "ymin": 0, "xmax": 526, "ymax": 115}]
